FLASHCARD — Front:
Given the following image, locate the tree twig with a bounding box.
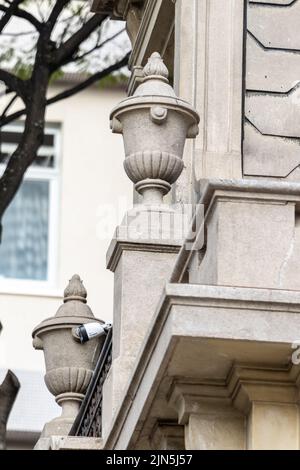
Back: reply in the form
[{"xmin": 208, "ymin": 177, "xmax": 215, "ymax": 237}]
[
  {"xmin": 53, "ymin": 13, "xmax": 108, "ymax": 69},
  {"xmin": 0, "ymin": 3, "xmax": 43, "ymax": 32},
  {"xmin": 74, "ymin": 28, "xmax": 125, "ymax": 62},
  {"xmin": 0, "ymin": 0, "xmax": 24, "ymax": 33},
  {"xmin": 0, "ymin": 53, "xmax": 130, "ymax": 127},
  {"xmin": 0, "ymin": 70, "xmax": 28, "ymax": 104}
]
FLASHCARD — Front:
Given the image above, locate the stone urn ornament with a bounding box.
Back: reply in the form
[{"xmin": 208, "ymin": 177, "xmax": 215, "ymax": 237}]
[
  {"xmin": 32, "ymin": 274, "xmax": 105, "ymax": 437},
  {"xmin": 110, "ymin": 52, "xmax": 200, "ymax": 206}
]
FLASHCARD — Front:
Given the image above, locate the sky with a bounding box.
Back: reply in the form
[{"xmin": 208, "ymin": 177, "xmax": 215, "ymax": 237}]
[{"xmin": 0, "ymin": 0, "xmax": 130, "ymax": 75}]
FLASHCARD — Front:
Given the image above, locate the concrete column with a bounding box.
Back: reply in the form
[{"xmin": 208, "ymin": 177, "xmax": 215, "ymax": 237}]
[
  {"xmin": 185, "ymin": 408, "xmax": 245, "ymax": 451},
  {"xmin": 247, "ymin": 402, "xmax": 299, "ymax": 450},
  {"xmin": 174, "ymin": 0, "xmax": 244, "ymax": 203},
  {"xmin": 169, "ymin": 383, "xmax": 246, "ymax": 450},
  {"xmin": 102, "ymin": 210, "xmax": 185, "ymax": 439},
  {"xmin": 232, "ymin": 367, "xmax": 300, "ymax": 450}
]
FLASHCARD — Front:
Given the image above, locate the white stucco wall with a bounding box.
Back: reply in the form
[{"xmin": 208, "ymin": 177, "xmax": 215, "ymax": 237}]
[{"xmin": 0, "ymin": 83, "xmax": 132, "ymax": 376}]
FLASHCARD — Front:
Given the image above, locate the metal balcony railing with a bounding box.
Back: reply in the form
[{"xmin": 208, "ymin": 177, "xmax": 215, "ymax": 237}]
[{"xmin": 69, "ymin": 327, "xmax": 113, "ymax": 437}]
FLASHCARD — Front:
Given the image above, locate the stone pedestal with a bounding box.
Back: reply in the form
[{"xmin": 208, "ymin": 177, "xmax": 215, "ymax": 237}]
[
  {"xmin": 102, "ymin": 207, "xmax": 187, "ymax": 438},
  {"xmin": 189, "ymin": 179, "xmax": 300, "ymax": 290}
]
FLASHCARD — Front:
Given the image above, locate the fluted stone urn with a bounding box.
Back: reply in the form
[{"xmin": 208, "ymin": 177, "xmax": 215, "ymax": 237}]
[
  {"xmin": 32, "ymin": 275, "xmax": 104, "ymax": 437},
  {"xmin": 110, "ymin": 52, "xmax": 200, "ymax": 205}
]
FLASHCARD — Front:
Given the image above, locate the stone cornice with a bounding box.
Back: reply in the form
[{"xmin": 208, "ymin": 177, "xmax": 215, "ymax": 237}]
[
  {"xmin": 127, "ymin": 0, "xmax": 175, "ymax": 94},
  {"xmin": 168, "ymin": 364, "xmax": 300, "ymax": 424},
  {"xmin": 106, "ymin": 239, "xmax": 181, "ymax": 272},
  {"xmin": 199, "ymin": 178, "xmax": 300, "ymax": 209},
  {"xmin": 102, "ymin": 281, "xmax": 300, "ymax": 448},
  {"xmin": 128, "ymin": 0, "xmax": 174, "ymax": 67},
  {"xmin": 160, "ymin": 283, "xmax": 300, "ymax": 313},
  {"xmin": 90, "ymin": 0, "xmax": 175, "ymax": 95},
  {"xmin": 90, "ymin": 0, "xmax": 145, "ymax": 19}
]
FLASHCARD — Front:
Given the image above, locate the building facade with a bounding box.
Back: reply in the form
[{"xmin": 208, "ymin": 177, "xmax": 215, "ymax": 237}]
[
  {"xmin": 34, "ymin": 0, "xmax": 300, "ymax": 450},
  {"xmin": 0, "ymin": 77, "xmax": 131, "ymax": 449}
]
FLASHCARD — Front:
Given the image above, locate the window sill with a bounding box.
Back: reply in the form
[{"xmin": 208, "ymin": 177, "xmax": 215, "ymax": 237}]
[{"xmin": 0, "ymin": 281, "xmax": 62, "ymax": 299}]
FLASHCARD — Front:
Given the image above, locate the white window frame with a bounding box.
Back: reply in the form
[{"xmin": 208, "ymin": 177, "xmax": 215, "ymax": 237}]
[{"xmin": 0, "ymin": 121, "xmax": 61, "ymax": 295}]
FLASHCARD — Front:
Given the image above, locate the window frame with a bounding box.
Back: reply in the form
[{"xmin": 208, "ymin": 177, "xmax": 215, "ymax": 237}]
[{"xmin": 0, "ymin": 121, "xmax": 61, "ymax": 294}]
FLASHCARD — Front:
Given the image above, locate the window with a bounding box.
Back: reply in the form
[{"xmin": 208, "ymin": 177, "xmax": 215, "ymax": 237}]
[{"xmin": 0, "ymin": 122, "xmax": 60, "ymax": 290}]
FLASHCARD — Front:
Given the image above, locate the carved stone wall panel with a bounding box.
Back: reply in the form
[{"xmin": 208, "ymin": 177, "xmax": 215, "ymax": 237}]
[
  {"xmin": 247, "ymin": 35, "xmax": 300, "ymax": 93},
  {"xmin": 250, "ymin": 0, "xmax": 296, "ymax": 4},
  {"xmin": 244, "ymin": 122, "xmax": 300, "ymax": 177},
  {"xmin": 246, "ymin": 92, "xmax": 300, "ymax": 138},
  {"xmin": 244, "ymin": 0, "xmax": 300, "ymax": 179},
  {"xmin": 248, "ymin": 1, "xmax": 300, "ymax": 49},
  {"xmin": 174, "ymin": 0, "xmax": 244, "ymax": 202}
]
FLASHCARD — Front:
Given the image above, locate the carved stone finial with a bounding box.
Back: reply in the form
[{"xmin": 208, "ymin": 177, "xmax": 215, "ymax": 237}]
[
  {"xmin": 63, "ymin": 274, "xmax": 87, "ymax": 303},
  {"xmin": 110, "ymin": 50, "xmax": 199, "ymax": 206},
  {"xmin": 143, "ymin": 52, "xmax": 169, "ymax": 80}
]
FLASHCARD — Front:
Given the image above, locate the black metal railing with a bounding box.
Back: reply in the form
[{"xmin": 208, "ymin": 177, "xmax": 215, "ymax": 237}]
[{"xmin": 69, "ymin": 327, "xmax": 113, "ymax": 437}]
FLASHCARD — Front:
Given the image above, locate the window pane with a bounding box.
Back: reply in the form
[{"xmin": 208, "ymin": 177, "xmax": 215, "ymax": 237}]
[
  {"xmin": 1, "ymin": 131, "xmax": 54, "ymax": 147},
  {"xmin": 0, "ymin": 180, "xmax": 49, "ymax": 281}
]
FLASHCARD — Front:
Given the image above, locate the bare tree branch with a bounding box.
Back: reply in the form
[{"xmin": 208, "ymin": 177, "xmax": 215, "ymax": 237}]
[
  {"xmin": 47, "ymin": 0, "xmax": 71, "ymax": 29},
  {"xmin": 0, "ymin": 370, "xmax": 20, "ymax": 450},
  {"xmin": 0, "ymin": 53, "xmax": 130, "ymax": 127},
  {"xmin": 0, "ymin": 4, "xmax": 43, "ymax": 32},
  {"xmin": 1, "ymin": 93, "xmax": 17, "ymax": 119},
  {"xmin": 0, "ymin": 0, "xmax": 24, "ymax": 33},
  {"xmin": 0, "ymin": 70, "xmax": 29, "ymax": 104},
  {"xmin": 47, "ymin": 53, "xmax": 130, "ymax": 104},
  {"xmin": 1, "ymin": 30, "xmax": 38, "ymax": 37},
  {"xmin": 53, "ymin": 13, "xmax": 107, "ymax": 68},
  {"xmin": 0, "ymin": 1, "xmax": 129, "ymax": 229},
  {"xmin": 74, "ymin": 28, "xmax": 125, "ymax": 62}
]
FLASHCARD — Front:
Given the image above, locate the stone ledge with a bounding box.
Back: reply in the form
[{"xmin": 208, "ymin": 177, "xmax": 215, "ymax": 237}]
[
  {"xmin": 35, "ymin": 436, "xmax": 103, "ymax": 450},
  {"xmin": 103, "ymin": 283, "xmax": 300, "ymax": 449},
  {"xmin": 106, "ymin": 207, "xmax": 191, "ymax": 271},
  {"xmin": 199, "ymin": 178, "xmax": 300, "ymax": 208}
]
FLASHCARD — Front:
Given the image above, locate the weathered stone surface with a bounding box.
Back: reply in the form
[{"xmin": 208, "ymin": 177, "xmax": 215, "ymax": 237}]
[
  {"xmin": 247, "ymin": 34, "xmax": 300, "ymax": 93},
  {"xmin": 32, "ymin": 275, "xmax": 104, "ymax": 438},
  {"xmin": 248, "ymin": 1, "xmax": 300, "ymax": 49},
  {"xmin": 175, "ymin": 0, "xmax": 244, "ymax": 188},
  {"xmin": 243, "ymin": 121, "xmax": 300, "ymax": 178},
  {"xmin": 102, "ymin": 282, "xmax": 300, "ymax": 449},
  {"xmin": 245, "ymin": 0, "xmax": 300, "ymax": 179},
  {"xmin": 110, "ymin": 52, "xmax": 199, "ymax": 205},
  {"xmin": 34, "ymin": 436, "xmax": 103, "ymax": 450},
  {"xmin": 246, "ymin": 91, "xmax": 300, "ymax": 138},
  {"xmin": 188, "ymin": 179, "xmax": 300, "ymax": 289}
]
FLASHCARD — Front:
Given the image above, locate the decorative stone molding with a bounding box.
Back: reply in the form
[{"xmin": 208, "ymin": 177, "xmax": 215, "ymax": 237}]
[
  {"xmin": 34, "ymin": 436, "xmax": 103, "ymax": 450},
  {"xmin": 244, "ymin": 0, "xmax": 300, "ymax": 180},
  {"xmin": 169, "ymin": 366, "xmax": 300, "ymax": 419},
  {"xmin": 150, "ymin": 422, "xmax": 184, "ymax": 450},
  {"xmin": 91, "ymin": 0, "xmax": 144, "ymax": 17},
  {"xmin": 91, "ymin": 0, "xmax": 176, "ymax": 94},
  {"xmin": 110, "ymin": 52, "xmax": 199, "ymax": 206},
  {"xmin": 91, "ymin": 0, "xmax": 144, "ymax": 40},
  {"xmin": 168, "ymin": 364, "xmax": 300, "ymax": 450},
  {"xmin": 32, "ymin": 275, "xmax": 105, "ymax": 437}
]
